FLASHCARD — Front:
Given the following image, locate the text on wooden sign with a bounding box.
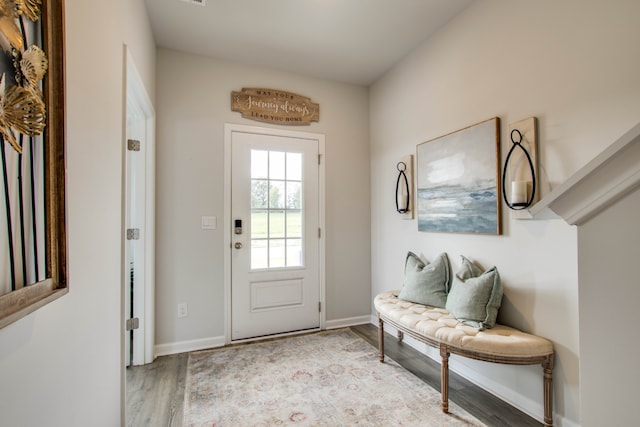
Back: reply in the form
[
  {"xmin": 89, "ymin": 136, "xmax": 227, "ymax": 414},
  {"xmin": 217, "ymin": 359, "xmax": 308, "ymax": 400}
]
[{"xmin": 231, "ymin": 88, "xmax": 320, "ymax": 125}]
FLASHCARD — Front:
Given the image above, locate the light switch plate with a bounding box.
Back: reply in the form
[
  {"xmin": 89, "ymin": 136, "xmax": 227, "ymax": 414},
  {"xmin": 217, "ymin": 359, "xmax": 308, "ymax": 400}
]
[{"xmin": 201, "ymin": 215, "xmax": 217, "ymax": 230}]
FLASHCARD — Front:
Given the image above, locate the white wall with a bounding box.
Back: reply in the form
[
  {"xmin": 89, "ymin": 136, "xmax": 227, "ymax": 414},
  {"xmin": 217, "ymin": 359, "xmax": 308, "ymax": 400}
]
[
  {"xmin": 578, "ymin": 187, "xmax": 640, "ymax": 427},
  {"xmin": 154, "ymin": 49, "xmax": 371, "ymax": 350},
  {"xmin": 369, "ymin": 0, "xmax": 640, "ymax": 425},
  {"xmin": 0, "ymin": 1, "xmax": 155, "ymax": 426}
]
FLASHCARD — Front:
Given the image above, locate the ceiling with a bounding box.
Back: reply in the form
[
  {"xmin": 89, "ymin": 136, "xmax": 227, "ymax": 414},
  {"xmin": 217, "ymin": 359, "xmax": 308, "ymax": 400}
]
[{"xmin": 144, "ymin": 0, "xmax": 474, "ymax": 86}]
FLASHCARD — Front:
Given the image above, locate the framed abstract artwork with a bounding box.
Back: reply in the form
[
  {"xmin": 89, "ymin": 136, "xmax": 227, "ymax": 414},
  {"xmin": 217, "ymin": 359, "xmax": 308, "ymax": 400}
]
[{"xmin": 416, "ymin": 118, "xmax": 501, "ymax": 235}]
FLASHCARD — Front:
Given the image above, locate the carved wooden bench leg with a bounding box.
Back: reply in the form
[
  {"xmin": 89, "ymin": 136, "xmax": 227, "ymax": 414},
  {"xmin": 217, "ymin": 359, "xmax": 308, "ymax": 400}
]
[
  {"xmin": 378, "ymin": 314, "xmax": 385, "ymax": 363},
  {"xmin": 543, "ymin": 355, "xmax": 554, "ymax": 427},
  {"xmin": 397, "ymin": 330, "xmax": 404, "ymax": 342},
  {"xmin": 440, "ymin": 344, "xmax": 450, "ymax": 413}
]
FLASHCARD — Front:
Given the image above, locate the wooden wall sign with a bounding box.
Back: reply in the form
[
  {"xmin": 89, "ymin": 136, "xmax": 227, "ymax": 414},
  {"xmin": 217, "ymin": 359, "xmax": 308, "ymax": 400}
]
[{"xmin": 231, "ymin": 88, "xmax": 320, "ymax": 125}]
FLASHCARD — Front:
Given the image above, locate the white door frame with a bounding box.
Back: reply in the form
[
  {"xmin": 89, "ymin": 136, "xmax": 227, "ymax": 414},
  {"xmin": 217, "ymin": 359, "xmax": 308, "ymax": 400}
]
[
  {"xmin": 224, "ymin": 123, "xmax": 325, "ymax": 344},
  {"xmin": 123, "ymin": 46, "xmax": 156, "ymax": 365}
]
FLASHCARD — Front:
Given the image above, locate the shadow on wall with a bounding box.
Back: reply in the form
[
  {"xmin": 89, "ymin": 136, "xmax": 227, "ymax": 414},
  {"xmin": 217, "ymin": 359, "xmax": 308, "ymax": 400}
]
[
  {"xmin": 498, "ymin": 286, "xmax": 535, "ymax": 331},
  {"xmin": 551, "ymin": 340, "xmax": 580, "ymax": 425},
  {"xmin": 499, "ymin": 280, "xmax": 570, "ymax": 333},
  {"xmin": 499, "ymin": 283, "xmax": 580, "ymax": 423}
]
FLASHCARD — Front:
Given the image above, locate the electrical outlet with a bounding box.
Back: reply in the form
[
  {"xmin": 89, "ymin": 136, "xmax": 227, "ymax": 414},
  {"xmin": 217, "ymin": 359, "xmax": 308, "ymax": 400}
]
[{"xmin": 177, "ymin": 303, "xmax": 188, "ymax": 318}]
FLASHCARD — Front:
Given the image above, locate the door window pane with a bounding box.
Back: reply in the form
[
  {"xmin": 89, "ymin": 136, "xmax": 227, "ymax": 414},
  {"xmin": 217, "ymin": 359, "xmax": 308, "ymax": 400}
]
[
  {"xmin": 286, "ymin": 152, "xmax": 302, "ymax": 180},
  {"xmin": 269, "ymin": 151, "xmax": 285, "ymax": 180},
  {"xmin": 251, "ymin": 239, "xmax": 268, "ymax": 269},
  {"xmin": 286, "ymin": 211, "xmax": 302, "ymax": 238},
  {"xmin": 251, "ymin": 210, "xmax": 268, "ymax": 239},
  {"xmin": 269, "ymin": 239, "xmax": 286, "ymax": 268},
  {"xmin": 287, "ymin": 239, "xmax": 303, "ymax": 267},
  {"xmin": 251, "ymin": 150, "xmax": 268, "ymax": 179},
  {"xmin": 286, "ymin": 181, "xmax": 301, "ymax": 209},
  {"xmin": 269, "ymin": 181, "xmax": 285, "ymax": 208},
  {"xmin": 251, "ymin": 180, "xmax": 268, "ymax": 209},
  {"xmin": 269, "ymin": 210, "xmax": 285, "ymax": 238}
]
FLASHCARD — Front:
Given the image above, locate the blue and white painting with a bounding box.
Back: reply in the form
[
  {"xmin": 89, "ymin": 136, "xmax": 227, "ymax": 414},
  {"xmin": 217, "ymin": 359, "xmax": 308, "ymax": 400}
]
[{"xmin": 417, "ymin": 118, "xmax": 501, "ymax": 234}]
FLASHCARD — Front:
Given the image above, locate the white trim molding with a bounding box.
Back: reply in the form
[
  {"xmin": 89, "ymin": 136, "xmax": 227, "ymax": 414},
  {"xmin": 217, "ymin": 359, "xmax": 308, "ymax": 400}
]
[
  {"xmin": 325, "ymin": 315, "xmax": 371, "ymax": 330},
  {"xmin": 124, "ymin": 46, "xmax": 157, "ymax": 366},
  {"xmin": 155, "ymin": 336, "xmax": 226, "ymax": 357},
  {"xmin": 530, "ymin": 121, "xmax": 640, "ymax": 225}
]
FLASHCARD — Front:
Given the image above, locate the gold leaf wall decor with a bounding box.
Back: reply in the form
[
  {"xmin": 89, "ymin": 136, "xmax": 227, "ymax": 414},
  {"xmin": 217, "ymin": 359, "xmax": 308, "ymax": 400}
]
[
  {"xmin": 0, "ymin": 0, "xmax": 23, "ymax": 52},
  {"xmin": 15, "ymin": 0, "xmax": 41, "ymax": 22},
  {"xmin": 20, "ymin": 45, "xmax": 48, "ymax": 86},
  {"xmin": 0, "ymin": 0, "xmax": 47, "ymax": 154},
  {"xmin": 3, "ymin": 84, "xmax": 45, "ymax": 135}
]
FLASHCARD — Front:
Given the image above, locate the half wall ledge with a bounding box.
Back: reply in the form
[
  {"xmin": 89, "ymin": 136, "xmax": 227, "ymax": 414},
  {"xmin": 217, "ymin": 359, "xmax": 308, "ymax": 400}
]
[{"xmin": 526, "ymin": 121, "xmax": 640, "ymax": 225}]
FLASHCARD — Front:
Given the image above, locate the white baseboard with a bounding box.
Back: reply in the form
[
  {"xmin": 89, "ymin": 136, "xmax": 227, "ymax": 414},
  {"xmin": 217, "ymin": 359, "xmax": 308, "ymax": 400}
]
[
  {"xmin": 153, "ymin": 315, "xmax": 370, "ymax": 357},
  {"xmin": 370, "ymin": 313, "xmax": 378, "ymax": 325},
  {"xmin": 325, "ymin": 315, "xmax": 371, "ymax": 330},
  {"xmin": 155, "ymin": 335, "xmax": 226, "ymax": 357},
  {"xmin": 557, "ymin": 415, "xmax": 581, "ymax": 427}
]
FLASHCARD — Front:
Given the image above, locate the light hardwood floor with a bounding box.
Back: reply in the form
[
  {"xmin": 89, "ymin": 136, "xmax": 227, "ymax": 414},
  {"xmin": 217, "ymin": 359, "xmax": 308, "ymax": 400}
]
[
  {"xmin": 126, "ymin": 324, "xmax": 542, "ymax": 426},
  {"xmin": 126, "ymin": 352, "xmax": 188, "ymax": 427}
]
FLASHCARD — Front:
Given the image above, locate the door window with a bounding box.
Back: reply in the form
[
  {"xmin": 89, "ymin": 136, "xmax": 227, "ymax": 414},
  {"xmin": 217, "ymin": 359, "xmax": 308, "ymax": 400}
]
[{"xmin": 250, "ymin": 150, "xmax": 303, "ymax": 269}]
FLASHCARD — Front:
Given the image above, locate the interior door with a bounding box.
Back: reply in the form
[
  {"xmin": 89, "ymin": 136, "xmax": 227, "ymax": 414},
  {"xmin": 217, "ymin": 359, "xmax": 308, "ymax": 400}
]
[{"xmin": 231, "ymin": 130, "xmax": 320, "ymax": 341}]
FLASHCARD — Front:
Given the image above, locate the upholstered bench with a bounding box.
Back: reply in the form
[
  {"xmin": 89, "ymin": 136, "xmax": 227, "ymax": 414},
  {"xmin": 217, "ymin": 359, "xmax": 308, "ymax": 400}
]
[{"xmin": 375, "ymin": 291, "xmax": 554, "ymax": 427}]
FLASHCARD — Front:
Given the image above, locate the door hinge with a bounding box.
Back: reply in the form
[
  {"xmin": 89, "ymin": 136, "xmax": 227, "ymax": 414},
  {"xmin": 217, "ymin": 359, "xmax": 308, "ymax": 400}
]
[
  {"xmin": 318, "ymin": 228, "xmax": 321, "ymax": 238},
  {"xmin": 318, "ymin": 302, "xmax": 322, "ymax": 313},
  {"xmin": 126, "ymin": 317, "xmax": 140, "ymax": 331},
  {"xmin": 127, "ymin": 139, "xmax": 141, "ymax": 152},
  {"xmin": 127, "ymin": 228, "xmax": 140, "ymax": 240},
  {"xmin": 318, "ymin": 154, "xmax": 322, "ymax": 165}
]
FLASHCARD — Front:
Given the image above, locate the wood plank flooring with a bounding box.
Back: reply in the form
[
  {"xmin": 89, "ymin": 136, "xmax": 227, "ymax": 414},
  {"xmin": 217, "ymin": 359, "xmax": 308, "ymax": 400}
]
[
  {"xmin": 126, "ymin": 324, "xmax": 542, "ymax": 426},
  {"xmin": 126, "ymin": 352, "xmax": 188, "ymax": 427}
]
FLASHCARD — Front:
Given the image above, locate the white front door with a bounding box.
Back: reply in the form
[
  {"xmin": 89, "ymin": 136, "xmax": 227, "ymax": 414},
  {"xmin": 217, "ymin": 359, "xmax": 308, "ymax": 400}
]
[{"xmin": 230, "ymin": 127, "xmax": 323, "ymax": 341}]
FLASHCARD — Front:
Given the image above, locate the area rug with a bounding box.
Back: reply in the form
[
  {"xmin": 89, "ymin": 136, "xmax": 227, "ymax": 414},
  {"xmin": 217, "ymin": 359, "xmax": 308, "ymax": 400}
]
[{"xmin": 183, "ymin": 328, "xmax": 485, "ymax": 426}]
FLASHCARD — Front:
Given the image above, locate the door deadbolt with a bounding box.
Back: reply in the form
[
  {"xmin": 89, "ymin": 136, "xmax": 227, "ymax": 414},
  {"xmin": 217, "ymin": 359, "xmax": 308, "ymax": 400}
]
[{"xmin": 234, "ymin": 242, "xmax": 242, "ymax": 249}]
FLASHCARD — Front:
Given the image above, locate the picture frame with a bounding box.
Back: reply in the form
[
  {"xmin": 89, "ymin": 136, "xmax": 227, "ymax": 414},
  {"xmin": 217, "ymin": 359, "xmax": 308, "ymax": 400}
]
[
  {"xmin": 0, "ymin": 0, "xmax": 67, "ymax": 329},
  {"xmin": 416, "ymin": 118, "xmax": 501, "ymax": 235}
]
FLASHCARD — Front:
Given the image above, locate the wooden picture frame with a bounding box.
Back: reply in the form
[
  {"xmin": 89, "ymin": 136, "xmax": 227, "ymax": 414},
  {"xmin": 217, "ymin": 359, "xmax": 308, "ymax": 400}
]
[
  {"xmin": 0, "ymin": 0, "xmax": 67, "ymax": 329},
  {"xmin": 416, "ymin": 118, "xmax": 501, "ymax": 235}
]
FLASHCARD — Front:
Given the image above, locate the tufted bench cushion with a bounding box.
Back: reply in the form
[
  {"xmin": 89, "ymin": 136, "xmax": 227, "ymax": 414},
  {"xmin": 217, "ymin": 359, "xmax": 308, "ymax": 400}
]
[
  {"xmin": 375, "ymin": 291, "xmax": 553, "ymax": 359},
  {"xmin": 375, "ymin": 291, "xmax": 555, "ymax": 426}
]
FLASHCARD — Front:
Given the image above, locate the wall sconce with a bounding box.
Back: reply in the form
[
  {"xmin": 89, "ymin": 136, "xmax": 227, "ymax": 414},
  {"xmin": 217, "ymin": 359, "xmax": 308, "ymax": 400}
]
[
  {"xmin": 395, "ymin": 155, "xmax": 414, "ymax": 219},
  {"xmin": 502, "ymin": 118, "xmax": 538, "ymax": 212},
  {"xmin": 396, "ymin": 161, "xmax": 410, "ymax": 213}
]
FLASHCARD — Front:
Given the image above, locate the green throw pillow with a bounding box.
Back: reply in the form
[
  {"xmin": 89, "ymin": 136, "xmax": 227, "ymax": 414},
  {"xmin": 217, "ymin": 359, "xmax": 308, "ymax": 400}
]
[
  {"xmin": 445, "ymin": 256, "xmax": 503, "ymax": 329},
  {"xmin": 397, "ymin": 252, "xmax": 451, "ymax": 308}
]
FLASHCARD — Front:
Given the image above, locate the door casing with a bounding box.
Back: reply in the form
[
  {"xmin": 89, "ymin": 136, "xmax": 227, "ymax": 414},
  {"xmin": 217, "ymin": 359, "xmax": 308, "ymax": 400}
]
[
  {"xmin": 224, "ymin": 123, "xmax": 326, "ymax": 344},
  {"xmin": 123, "ymin": 46, "xmax": 156, "ymax": 367}
]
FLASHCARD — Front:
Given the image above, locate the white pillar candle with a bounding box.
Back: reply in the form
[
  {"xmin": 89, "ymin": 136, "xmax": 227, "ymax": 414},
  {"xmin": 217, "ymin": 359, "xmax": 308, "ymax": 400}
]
[
  {"xmin": 511, "ymin": 181, "xmax": 528, "ymax": 204},
  {"xmin": 397, "ymin": 193, "xmax": 408, "ymax": 210}
]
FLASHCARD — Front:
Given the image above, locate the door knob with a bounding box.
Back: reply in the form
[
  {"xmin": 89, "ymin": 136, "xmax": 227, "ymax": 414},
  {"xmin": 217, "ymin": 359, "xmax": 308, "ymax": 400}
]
[{"xmin": 234, "ymin": 242, "xmax": 243, "ymax": 249}]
